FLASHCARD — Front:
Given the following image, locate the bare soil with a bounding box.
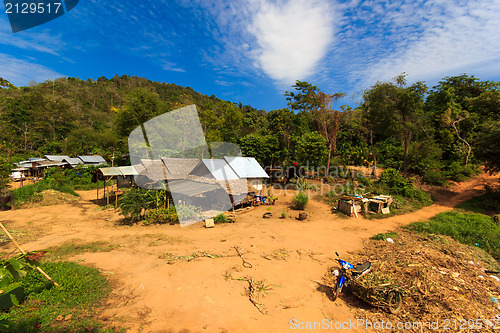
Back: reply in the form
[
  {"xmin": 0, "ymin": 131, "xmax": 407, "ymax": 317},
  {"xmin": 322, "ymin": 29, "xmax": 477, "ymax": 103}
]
[{"xmin": 0, "ymin": 173, "xmax": 499, "ymax": 332}]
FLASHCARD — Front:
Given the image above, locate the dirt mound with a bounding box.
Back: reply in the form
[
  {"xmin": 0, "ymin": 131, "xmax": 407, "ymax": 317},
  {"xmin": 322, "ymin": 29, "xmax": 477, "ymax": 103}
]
[
  {"xmin": 324, "ymin": 230, "xmax": 500, "ymax": 331},
  {"xmin": 38, "ymin": 190, "xmax": 79, "ymax": 206}
]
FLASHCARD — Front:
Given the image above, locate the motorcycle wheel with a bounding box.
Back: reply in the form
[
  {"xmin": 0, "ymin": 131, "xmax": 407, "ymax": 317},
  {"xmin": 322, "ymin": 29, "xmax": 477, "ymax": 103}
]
[
  {"xmin": 331, "ymin": 285, "xmax": 342, "ymax": 301},
  {"xmin": 386, "ymin": 290, "xmax": 403, "ymax": 314}
]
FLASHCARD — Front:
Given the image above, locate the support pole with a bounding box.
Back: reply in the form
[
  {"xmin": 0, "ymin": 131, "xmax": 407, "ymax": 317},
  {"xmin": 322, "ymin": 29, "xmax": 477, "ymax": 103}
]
[{"xmin": 0, "ymin": 221, "xmax": 59, "ymax": 287}]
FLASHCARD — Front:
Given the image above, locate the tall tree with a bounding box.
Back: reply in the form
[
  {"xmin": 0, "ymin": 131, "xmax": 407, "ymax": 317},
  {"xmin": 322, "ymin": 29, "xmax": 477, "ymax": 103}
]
[
  {"xmin": 285, "ymin": 81, "xmax": 344, "ymax": 173},
  {"xmin": 362, "ymin": 74, "xmax": 427, "ymax": 174}
]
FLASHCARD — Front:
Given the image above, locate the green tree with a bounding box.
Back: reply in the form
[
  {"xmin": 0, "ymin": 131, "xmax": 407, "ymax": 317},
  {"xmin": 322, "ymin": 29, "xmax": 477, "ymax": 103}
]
[
  {"xmin": 115, "ymin": 88, "xmax": 165, "ymax": 137},
  {"xmin": 285, "ymin": 80, "xmax": 343, "ymax": 172},
  {"xmin": 238, "ymin": 133, "xmax": 279, "ymax": 167},
  {"xmin": 294, "ymin": 131, "xmax": 327, "ymax": 166},
  {"xmin": 362, "ymin": 74, "xmax": 428, "ymax": 173}
]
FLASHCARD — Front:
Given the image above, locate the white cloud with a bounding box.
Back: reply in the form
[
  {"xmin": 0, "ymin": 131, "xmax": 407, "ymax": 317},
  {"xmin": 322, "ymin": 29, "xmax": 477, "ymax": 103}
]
[
  {"xmin": 162, "ymin": 61, "xmax": 186, "ymax": 73},
  {"xmin": 346, "ymin": 0, "xmax": 500, "ymax": 89},
  {"xmin": 0, "ymin": 17, "xmax": 65, "ymax": 56},
  {"xmin": 247, "ymin": 0, "xmax": 336, "ymax": 85},
  {"xmin": 0, "ymin": 54, "xmax": 63, "ymax": 86}
]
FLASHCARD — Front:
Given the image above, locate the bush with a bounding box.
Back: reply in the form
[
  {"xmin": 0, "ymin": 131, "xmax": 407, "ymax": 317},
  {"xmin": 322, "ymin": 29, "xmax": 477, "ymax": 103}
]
[
  {"xmin": 116, "ymin": 187, "xmax": 154, "ymax": 221},
  {"xmin": 443, "ymin": 162, "xmax": 480, "ymax": 182},
  {"xmin": 176, "ymin": 204, "xmax": 201, "ymax": 221},
  {"xmin": 292, "ymin": 191, "xmax": 309, "ymax": 210},
  {"xmin": 214, "ymin": 213, "xmax": 228, "ymax": 224},
  {"xmin": 422, "ymin": 169, "xmax": 448, "ymax": 186},
  {"xmin": 376, "ymin": 168, "xmax": 432, "ymax": 206},
  {"xmin": 144, "ymin": 207, "xmax": 178, "ymax": 225}
]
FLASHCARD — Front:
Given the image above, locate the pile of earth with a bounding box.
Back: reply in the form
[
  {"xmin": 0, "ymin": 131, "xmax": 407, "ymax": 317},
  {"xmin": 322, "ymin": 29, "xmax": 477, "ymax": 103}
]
[
  {"xmin": 323, "ymin": 229, "xmax": 500, "ymax": 331},
  {"xmin": 22, "ymin": 190, "xmax": 79, "ymax": 207}
]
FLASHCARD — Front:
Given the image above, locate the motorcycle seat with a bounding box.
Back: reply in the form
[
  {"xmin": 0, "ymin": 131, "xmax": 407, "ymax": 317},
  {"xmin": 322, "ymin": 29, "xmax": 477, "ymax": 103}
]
[{"xmin": 352, "ymin": 262, "xmax": 371, "ymax": 274}]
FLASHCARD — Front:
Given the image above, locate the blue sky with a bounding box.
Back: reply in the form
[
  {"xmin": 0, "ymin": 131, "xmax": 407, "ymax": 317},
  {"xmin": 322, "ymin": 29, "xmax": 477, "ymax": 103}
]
[{"xmin": 1, "ymin": 0, "xmax": 500, "ymax": 111}]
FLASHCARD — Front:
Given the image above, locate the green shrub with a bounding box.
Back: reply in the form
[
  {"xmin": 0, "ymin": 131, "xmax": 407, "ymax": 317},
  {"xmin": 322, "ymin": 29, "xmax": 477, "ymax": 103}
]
[
  {"xmin": 292, "ymin": 191, "xmax": 309, "ymax": 210},
  {"xmin": 422, "ymin": 169, "xmax": 448, "ymax": 186},
  {"xmin": 116, "ymin": 187, "xmax": 154, "ymax": 221},
  {"xmin": 176, "ymin": 204, "xmax": 201, "ymax": 221},
  {"xmin": 375, "ymin": 168, "xmax": 432, "ymax": 206},
  {"xmin": 293, "ymin": 177, "xmax": 319, "ymax": 192},
  {"xmin": 444, "ymin": 162, "xmax": 480, "ymax": 182},
  {"xmin": 214, "ymin": 213, "xmax": 228, "ymax": 224},
  {"xmin": 144, "ymin": 207, "xmax": 178, "ymax": 225}
]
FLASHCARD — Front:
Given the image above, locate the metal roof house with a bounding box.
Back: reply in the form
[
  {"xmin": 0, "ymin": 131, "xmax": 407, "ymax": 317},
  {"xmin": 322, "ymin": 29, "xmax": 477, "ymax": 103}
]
[
  {"xmin": 223, "ymin": 156, "xmax": 269, "ymax": 179},
  {"xmin": 190, "ymin": 159, "xmax": 240, "ymax": 181},
  {"xmin": 223, "ymin": 156, "xmax": 269, "ymax": 191},
  {"xmin": 44, "ymin": 155, "xmax": 71, "ymax": 162},
  {"xmin": 78, "ymin": 155, "xmax": 107, "ymax": 166},
  {"xmin": 62, "ymin": 157, "xmax": 84, "ymax": 167}
]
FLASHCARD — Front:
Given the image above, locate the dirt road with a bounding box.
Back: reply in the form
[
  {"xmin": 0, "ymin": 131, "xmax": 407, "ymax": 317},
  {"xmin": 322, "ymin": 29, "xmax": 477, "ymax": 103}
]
[{"xmin": 0, "ymin": 173, "xmax": 498, "ymax": 332}]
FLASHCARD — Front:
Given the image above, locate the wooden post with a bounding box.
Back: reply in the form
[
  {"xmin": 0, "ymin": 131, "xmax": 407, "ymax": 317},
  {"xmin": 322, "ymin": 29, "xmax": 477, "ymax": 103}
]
[
  {"xmin": 96, "ymin": 178, "xmax": 99, "ymax": 200},
  {"xmin": 0, "ymin": 221, "xmax": 59, "ymax": 287}
]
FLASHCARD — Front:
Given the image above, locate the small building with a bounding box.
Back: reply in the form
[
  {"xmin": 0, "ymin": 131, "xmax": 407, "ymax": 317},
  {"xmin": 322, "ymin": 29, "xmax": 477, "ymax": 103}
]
[
  {"xmin": 223, "ymin": 156, "xmax": 269, "ymax": 191},
  {"xmin": 79, "ymin": 155, "xmax": 107, "ymax": 166},
  {"xmin": 62, "ymin": 157, "xmax": 84, "ymax": 168},
  {"xmin": 44, "ymin": 155, "xmax": 71, "ymax": 162}
]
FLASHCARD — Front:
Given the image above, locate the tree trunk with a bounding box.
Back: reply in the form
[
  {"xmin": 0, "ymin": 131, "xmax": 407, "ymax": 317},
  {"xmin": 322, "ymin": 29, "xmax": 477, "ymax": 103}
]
[
  {"xmin": 452, "ymin": 120, "xmax": 471, "ymax": 166},
  {"xmin": 326, "ymin": 141, "xmax": 333, "ymax": 179}
]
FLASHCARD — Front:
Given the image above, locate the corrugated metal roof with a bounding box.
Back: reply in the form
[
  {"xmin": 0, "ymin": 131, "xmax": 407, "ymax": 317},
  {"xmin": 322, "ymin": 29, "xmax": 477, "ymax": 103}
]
[
  {"xmin": 98, "ymin": 166, "xmax": 138, "ymax": 177},
  {"xmin": 35, "ymin": 160, "xmax": 66, "ymax": 167},
  {"xmin": 63, "ymin": 158, "xmax": 83, "ymax": 165},
  {"xmin": 45, "ymin": 155, "xmax": 71, "ymax": 162},
  {"xmin": 224, "ymin": 156, "xmax": 269, "ymax": 178},
  {"xmin": 167, "ymin": 179, "xmax": 221, "ymax": 196},
  {"xmin": 99, "ymin": 167, "xmax": 122, "ymax": 176},
  {"xmin": 79, "ymin": 155, "xmax": 107, "ymax": 164},
  {"xmin": 198, "ymin": 159, "xmax": 240, "ymax": 181},
  {"xmin": 117, "ymin": 166, "xmax": 139, "ymax": 176}
]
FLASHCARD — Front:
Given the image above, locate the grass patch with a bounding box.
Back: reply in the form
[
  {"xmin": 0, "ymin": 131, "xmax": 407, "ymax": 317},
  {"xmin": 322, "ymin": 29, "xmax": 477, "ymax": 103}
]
[
  {"xmin": 0, "ymin": 261, "xmax": 114, "ymax": 332},
  {"xmin": 371, "ymin": 232, "xmax": 398, "ymax": 241},
  {"xmin": 456, "ymin": 188, "xmax": 500, "ymax": 216},
  {"xmin": 45, "ymin": 240, "xmax": 119, "ymax": 260},
  {"xmin": 406, "ymin": 211, "xmax": 500, "ymax": 260}
]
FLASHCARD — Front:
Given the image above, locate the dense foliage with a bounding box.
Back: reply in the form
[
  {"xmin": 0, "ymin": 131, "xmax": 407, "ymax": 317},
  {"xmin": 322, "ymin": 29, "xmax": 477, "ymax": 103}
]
[{"xmin": 1, "ymin": 73, "xmax": 499, "ymax": 185}]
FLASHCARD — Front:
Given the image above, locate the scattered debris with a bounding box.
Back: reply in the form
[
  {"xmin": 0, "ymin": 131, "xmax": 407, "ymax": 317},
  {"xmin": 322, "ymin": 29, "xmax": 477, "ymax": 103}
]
[
  {"xmin": 329, "ymin": 229, "xmax": 500, "ymax": 329},
  {"xmin": 160, "ymin": 251, "xmax": 221, "ymax": 264},
  {"xmin": 262, "ymin": 212, "xmax": 272, "ymax": 218},
  {"xmin": 234, "ymin": 246, "xmax": 253, "ymax": 268}
]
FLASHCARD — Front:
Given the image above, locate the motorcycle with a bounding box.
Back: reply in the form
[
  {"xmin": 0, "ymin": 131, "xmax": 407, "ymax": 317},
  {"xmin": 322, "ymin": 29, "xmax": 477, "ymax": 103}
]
[{"xmin": 330, "ymin": 252, "xmax": 403, "ymax": 314}]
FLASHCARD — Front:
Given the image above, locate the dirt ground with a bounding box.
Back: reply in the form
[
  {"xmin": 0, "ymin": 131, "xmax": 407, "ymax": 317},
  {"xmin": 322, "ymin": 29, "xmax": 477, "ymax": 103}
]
[{"xmin": 1, "ymin": 173, "xmax": 499, "ymax": 333}]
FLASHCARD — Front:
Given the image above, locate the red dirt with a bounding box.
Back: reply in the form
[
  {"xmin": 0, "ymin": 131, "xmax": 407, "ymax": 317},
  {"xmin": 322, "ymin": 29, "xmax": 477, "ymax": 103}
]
[{"xmin": 0, "ymin": 172, "xmax": 498, "ymax": 332}]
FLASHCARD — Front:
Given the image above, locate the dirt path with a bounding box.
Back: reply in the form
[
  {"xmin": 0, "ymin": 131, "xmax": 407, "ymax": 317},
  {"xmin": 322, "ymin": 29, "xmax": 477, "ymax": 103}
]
[{"xmin": 0, "ymin": 173, "xmax": 498, "ymax": 332}]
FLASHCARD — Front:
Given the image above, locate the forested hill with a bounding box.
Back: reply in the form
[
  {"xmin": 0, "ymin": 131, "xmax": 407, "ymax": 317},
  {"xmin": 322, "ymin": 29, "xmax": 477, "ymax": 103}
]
[
  {"xmin": 0, "ymin": 75, "xmax": 267, "ymax": 163},
  {"xmin": 1, "ymin": 73, "xmax": 500, "ymax": 187}
]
